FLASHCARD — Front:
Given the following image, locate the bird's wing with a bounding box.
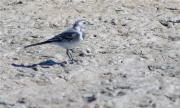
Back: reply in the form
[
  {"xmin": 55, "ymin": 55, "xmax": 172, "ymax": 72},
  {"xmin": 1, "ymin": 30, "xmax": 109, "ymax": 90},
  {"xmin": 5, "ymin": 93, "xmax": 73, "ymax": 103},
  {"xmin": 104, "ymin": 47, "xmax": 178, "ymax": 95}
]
[{"xmin": 47, "ymin": 31, "xmax": 80, "ymax": 42}]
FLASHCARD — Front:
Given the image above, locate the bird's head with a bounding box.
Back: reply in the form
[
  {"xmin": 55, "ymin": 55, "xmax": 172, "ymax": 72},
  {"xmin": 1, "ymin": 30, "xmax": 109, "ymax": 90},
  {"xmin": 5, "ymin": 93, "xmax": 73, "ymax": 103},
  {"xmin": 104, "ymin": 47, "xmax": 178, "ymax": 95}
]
[{"xmin": 73, "ymin": 20, "xmax": 93, "ymax": 31}]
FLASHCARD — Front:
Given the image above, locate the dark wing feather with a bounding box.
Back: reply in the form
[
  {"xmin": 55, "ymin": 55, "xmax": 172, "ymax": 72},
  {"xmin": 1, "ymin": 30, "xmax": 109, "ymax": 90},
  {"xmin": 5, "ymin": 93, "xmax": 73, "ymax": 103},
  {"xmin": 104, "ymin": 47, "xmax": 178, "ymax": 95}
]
[
  {"xmin": 24, "ymin": 31, "xmax": 79, "ymax": 48},
  {"xmin": 48, "ymin": 31, "xmax": 79, "ymax": 42}
]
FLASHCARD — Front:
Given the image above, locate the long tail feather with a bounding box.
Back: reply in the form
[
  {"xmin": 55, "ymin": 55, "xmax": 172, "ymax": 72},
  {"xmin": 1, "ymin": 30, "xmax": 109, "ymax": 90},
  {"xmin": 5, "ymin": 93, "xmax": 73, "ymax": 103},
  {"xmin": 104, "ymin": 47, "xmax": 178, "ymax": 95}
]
[{"xmin": 24, "ymin": 41, "xmax": 52, "ymax": 48}]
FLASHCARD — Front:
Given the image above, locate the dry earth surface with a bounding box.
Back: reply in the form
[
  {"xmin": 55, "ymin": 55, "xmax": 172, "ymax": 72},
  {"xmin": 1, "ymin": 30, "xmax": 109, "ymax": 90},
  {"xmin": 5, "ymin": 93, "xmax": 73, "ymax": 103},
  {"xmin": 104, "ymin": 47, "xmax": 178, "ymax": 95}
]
[{"xmin": 0, "ymin": 0, "xmax": 180, "ymax": 108}]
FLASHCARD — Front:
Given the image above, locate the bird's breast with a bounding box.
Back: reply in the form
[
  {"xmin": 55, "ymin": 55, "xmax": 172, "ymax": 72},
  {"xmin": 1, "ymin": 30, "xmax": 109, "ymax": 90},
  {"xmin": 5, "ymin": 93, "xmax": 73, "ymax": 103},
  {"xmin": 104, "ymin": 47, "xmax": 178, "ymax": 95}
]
[{"xmin": 79, "ymin": 32, "xmax": 84, "ymax": 41}]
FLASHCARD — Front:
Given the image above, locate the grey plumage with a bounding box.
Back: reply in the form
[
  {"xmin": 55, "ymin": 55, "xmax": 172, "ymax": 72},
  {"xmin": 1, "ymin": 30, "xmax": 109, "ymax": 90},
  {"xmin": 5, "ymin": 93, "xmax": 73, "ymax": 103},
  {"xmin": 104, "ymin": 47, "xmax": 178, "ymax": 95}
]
[{"xmin": 25, "ymin": 20, "xmax": 91, "ymax": 62}]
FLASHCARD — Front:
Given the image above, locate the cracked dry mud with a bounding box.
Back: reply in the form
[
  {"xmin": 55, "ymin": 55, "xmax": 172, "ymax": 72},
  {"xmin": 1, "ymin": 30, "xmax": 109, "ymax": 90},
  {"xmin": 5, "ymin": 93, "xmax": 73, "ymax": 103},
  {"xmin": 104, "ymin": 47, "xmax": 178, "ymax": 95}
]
[{"xmin": 0, "ymin": 0, "xmax": 180, "ymax": 108}]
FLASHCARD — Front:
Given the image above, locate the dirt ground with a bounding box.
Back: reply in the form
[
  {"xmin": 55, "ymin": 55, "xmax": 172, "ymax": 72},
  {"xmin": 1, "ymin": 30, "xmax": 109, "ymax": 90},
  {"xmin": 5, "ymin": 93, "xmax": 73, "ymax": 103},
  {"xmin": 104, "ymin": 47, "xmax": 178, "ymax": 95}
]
[{"xmin": 0, "ymin": 0, "xmax": 180, "ymax": 108}]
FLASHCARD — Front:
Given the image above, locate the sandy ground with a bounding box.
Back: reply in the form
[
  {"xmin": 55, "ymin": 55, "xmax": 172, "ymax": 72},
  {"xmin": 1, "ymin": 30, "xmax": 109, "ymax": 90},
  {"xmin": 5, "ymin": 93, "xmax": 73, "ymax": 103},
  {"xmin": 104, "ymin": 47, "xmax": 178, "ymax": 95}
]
[{"xmin": 0, "ymin": 0, "xmax": 180, "ymax": 108}]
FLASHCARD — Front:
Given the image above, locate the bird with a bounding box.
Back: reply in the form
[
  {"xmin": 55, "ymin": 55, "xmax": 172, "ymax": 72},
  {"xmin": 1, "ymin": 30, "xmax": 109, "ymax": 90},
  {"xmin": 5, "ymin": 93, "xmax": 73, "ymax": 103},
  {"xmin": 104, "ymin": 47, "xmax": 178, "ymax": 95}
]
[{"xmin": 25, "ymin": 20, "xmax": 92, "ymax": 63}]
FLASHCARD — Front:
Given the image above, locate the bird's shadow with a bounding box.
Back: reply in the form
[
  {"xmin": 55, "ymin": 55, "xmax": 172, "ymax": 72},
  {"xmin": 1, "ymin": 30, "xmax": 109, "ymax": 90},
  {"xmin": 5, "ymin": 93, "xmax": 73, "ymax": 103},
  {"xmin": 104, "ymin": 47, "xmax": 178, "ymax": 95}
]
[{"xmin": 12, "ymin": 59, "xmax": 66, "ymax": 70}]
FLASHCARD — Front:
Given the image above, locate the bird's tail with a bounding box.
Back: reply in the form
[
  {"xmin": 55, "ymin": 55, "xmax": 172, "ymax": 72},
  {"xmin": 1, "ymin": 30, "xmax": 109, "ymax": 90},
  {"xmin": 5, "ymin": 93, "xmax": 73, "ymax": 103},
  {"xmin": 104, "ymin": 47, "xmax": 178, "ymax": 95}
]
[{"xmin": 24, "ymin": 41, "xmax": 52, "ymax": 48}]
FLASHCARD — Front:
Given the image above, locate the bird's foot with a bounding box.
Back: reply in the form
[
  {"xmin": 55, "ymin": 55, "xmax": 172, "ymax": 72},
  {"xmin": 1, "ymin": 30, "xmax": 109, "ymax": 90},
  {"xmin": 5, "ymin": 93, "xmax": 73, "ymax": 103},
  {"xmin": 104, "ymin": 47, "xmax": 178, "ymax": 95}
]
[{"xmin": 68, "ymin": 59, "xmax": 78, "ymax": 64}]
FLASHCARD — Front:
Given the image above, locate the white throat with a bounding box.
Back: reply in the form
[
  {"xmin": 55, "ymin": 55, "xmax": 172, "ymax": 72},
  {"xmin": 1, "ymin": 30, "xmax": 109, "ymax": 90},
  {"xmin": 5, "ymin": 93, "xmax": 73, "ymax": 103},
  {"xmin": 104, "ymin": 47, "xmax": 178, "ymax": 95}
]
[{"xmin": 74, "ymin": 26, "xmax": 81, "ymax": 32}]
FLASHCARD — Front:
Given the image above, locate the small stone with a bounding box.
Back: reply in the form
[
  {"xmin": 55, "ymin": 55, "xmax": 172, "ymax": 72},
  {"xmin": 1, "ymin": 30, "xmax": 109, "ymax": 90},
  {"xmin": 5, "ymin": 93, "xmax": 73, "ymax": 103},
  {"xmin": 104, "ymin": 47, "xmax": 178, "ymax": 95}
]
[
  {"xmin": 93, "ymin": 34, "xmax": 97, "ymax": 37},
  {"xmin": 116, "ymin": 91, "xmax": 126, "ymax": 96},
  {"xmin": 16, "ymin": 1, "xmax": 23, "ymax": 4},
  {"xmin": 111, "ymin": 19, "xmax": 117, "ymax": 25},
  {"xmin": 98, "ymin": 17, "xmax": 102, "ymax": 21},
  {"xmin": 49, "ymin": 23, "xmax": 59, "ymax": 29},
  {"xmin": 12, "ymin": 57, "xmax": 18, "ymax": 60},
  {"xmin": 122, "ymin": 24, "xmax": 127, "ymax": 26},
  {"xmin": 159, "ymin": 20, "xmax": 169, "ymax": 27},
  {"xmin": 99, "ymin": 51, "xmax": 107, "ymax": 54},
  {"xmin": 86, "ymin": 48, "xmax": 91, "ymax": 53},
  {"xmin": 84, "ymin": 95, "xmax": 96, "ymax": 103},
  {"xmin": 104, "ymin": 20, "xmax": 108, "ymax": 23},
  {"xmin": 31, "ymin": 35, "xmax": 38, "ymax": 38},
  {"xmin": 79, "ymin": 52, "xmax": 85, "ymax": 57},
  {"xmin": 17, "ymin": 98, "xmax": 26, "ymax": 104}
]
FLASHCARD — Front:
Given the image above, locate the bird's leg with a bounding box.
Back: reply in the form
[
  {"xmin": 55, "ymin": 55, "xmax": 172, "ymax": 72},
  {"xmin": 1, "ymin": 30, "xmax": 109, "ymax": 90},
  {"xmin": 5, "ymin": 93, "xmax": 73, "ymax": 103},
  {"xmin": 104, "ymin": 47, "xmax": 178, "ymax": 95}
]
[
  {"xmin": 70, "ymin": 49, "xmax": 78, "ymax": 62},
  {"xmin": 66, "ymin": 49, "xmax": 74, "ymax": 62}
]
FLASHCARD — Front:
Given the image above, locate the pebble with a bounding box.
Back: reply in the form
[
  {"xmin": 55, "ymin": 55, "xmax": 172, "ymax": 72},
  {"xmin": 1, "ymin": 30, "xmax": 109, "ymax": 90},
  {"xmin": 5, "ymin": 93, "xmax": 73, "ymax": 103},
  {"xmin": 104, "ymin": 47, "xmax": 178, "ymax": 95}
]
[
  {"xmin": 84, "ymin": 94, "xmax": 96, "ymax": 103},
  {"xmin": 93, "ymin": 34, "xmax": 97, "ymax": 37},
  {"xmin": 111, "ymin": 19, "xmax": 117, "ymax": 25}
]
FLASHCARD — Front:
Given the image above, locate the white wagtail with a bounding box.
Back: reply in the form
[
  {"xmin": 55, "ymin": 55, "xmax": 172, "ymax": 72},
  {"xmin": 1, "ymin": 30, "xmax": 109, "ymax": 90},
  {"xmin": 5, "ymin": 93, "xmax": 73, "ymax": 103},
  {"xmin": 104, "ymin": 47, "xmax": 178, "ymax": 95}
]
[{"xmin": 25, "ymin": 20, "xmax": 92, "ymax": 62}]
